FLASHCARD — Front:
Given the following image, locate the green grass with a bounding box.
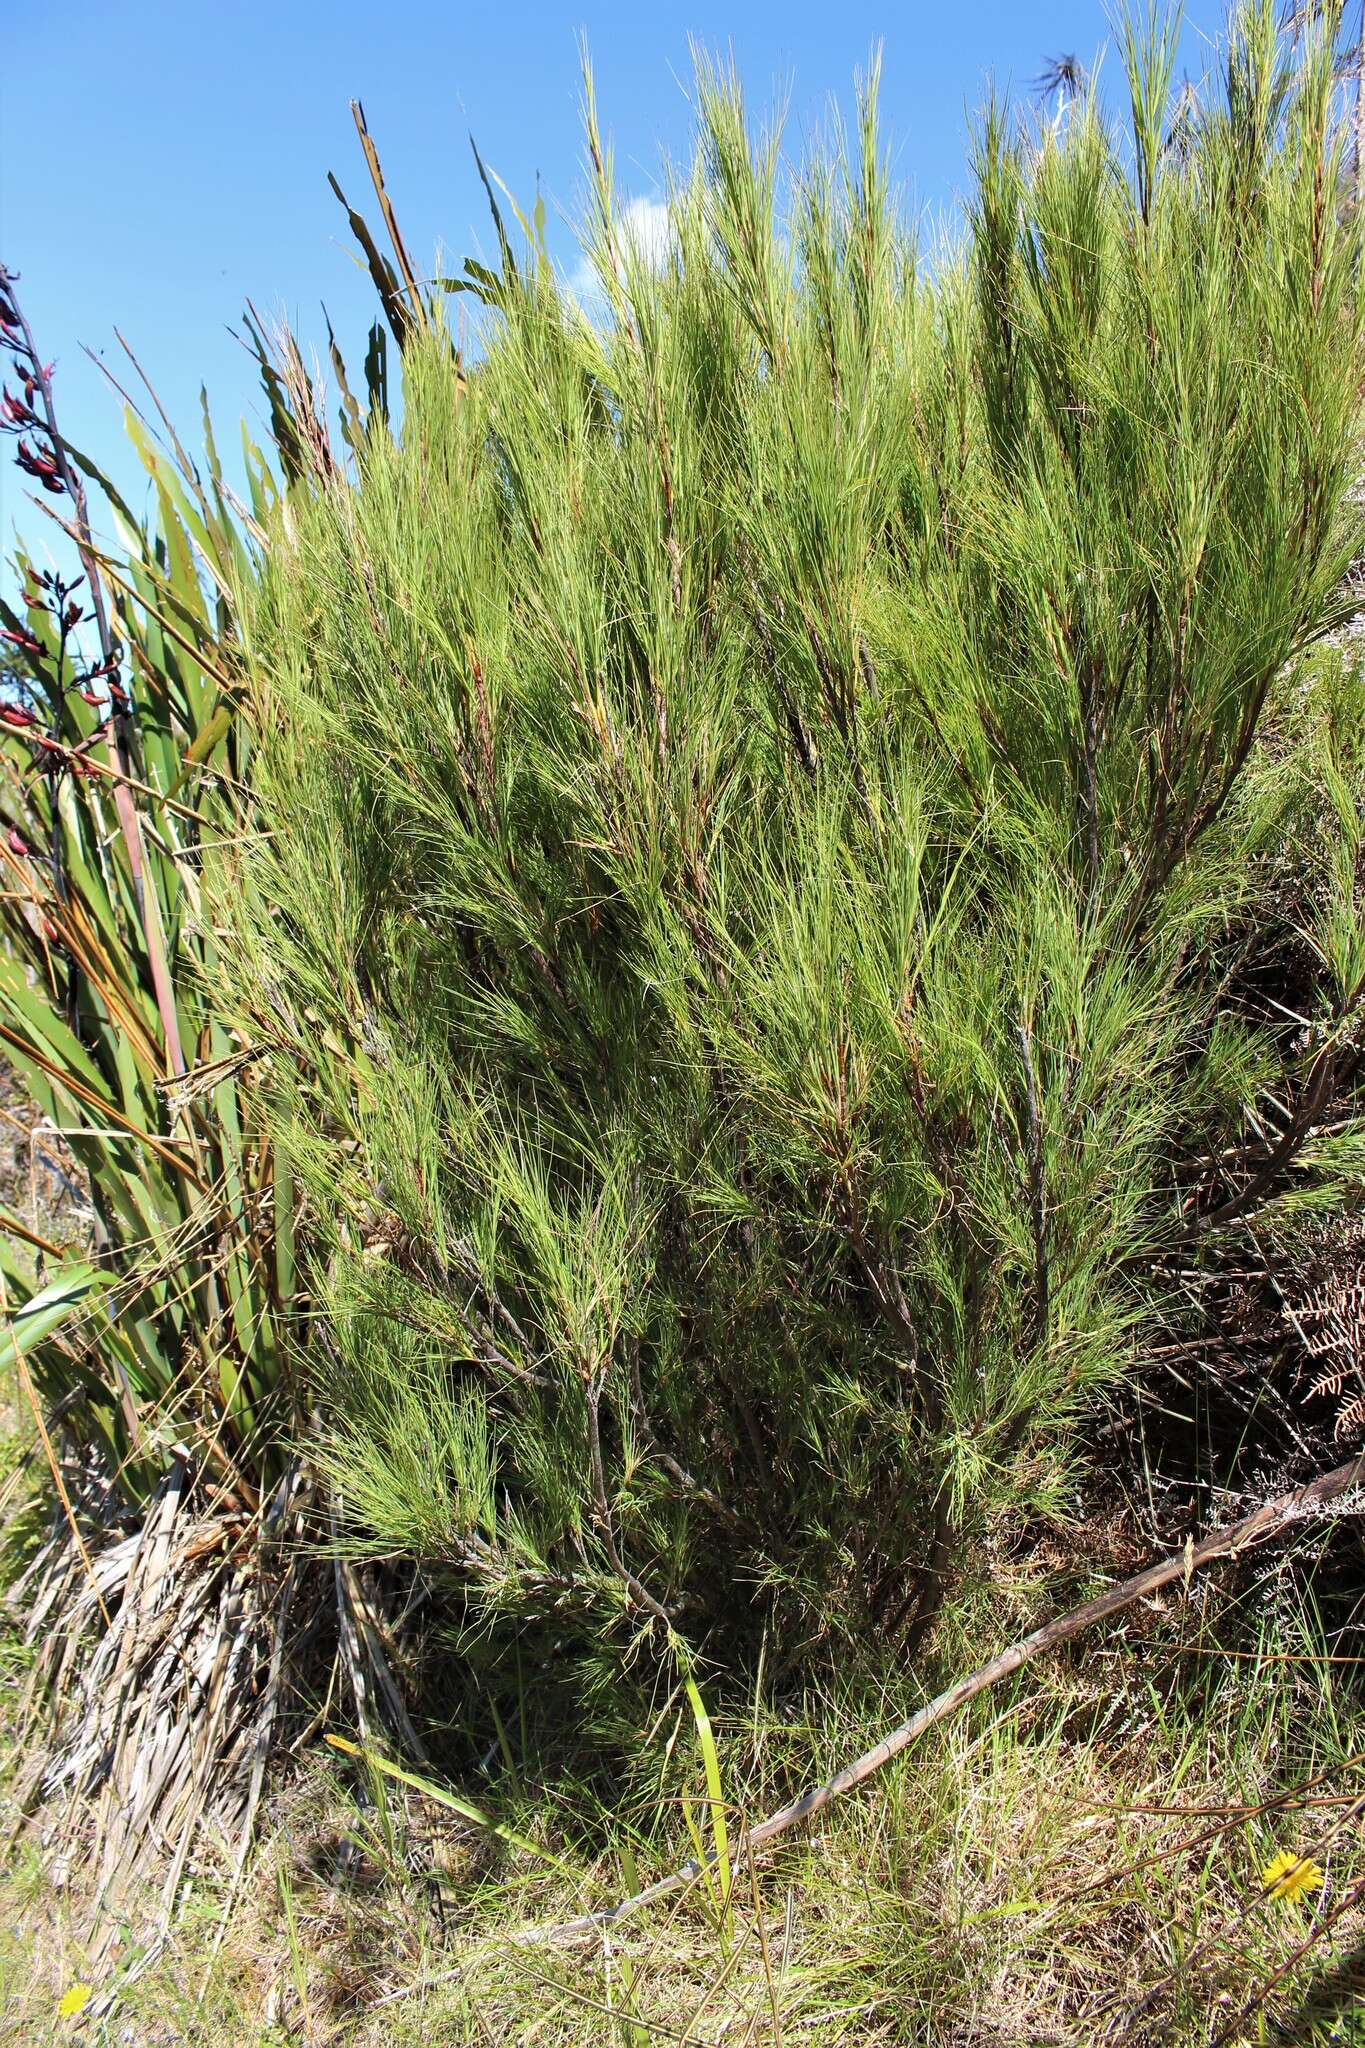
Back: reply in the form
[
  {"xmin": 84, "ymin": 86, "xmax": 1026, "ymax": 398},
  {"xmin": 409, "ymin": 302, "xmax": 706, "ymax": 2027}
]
[
  {"xmin": 4, "ymin": 1485, "xmax": 1363, "ymax": 2045},
  {"xmin": 3, "ymin": 1701, "xmax": 1362, "ymax": 2042}
]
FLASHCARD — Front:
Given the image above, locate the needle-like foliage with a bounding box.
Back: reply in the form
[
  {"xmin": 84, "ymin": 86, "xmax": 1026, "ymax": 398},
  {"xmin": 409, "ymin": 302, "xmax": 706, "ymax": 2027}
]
[{"xmin": 233, "ymin": 6, "xmax": 1365, "ymax": 1700}]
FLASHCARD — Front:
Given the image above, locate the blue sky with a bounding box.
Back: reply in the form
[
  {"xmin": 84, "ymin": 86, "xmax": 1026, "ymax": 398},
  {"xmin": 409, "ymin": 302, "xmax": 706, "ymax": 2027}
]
[{"xmin": 1, "ymin": 0, "xmax": 1231, "ymax": 568}]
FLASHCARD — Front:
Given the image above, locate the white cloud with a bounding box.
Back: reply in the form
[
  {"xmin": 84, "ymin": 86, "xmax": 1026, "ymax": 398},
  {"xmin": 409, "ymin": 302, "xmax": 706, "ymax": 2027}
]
[
  {"xmin": 618, "ymin": 195, "xmax": 673, "ymax": 268},
  {"xmin": 568, "ymin": 196, "xmax": 674, "ymax": 315}
]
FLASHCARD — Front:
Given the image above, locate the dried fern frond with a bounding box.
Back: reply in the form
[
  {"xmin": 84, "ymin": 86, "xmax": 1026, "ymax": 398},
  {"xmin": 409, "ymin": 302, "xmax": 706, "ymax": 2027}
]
[{"xmin": 1280, "ymin": 1213, "xmax": 1365, "ymax": 1441}]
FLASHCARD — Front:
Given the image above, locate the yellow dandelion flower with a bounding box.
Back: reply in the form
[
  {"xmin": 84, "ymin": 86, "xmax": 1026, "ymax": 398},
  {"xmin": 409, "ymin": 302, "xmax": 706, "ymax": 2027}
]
[
  {"xmin": 1260, "ymin": 1849, "xmax": 1324, "ymax": 1903},
  {"xmin": 57, "ymin": 1982, "xmax": 93, "ymax": 2019}
]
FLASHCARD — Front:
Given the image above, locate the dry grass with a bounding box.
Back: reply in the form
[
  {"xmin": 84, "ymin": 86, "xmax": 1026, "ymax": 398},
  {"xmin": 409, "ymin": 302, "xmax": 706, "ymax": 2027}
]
[{"xmin": 4, "ymin": 1538, "xmax": 1365, "ymax": 2045}]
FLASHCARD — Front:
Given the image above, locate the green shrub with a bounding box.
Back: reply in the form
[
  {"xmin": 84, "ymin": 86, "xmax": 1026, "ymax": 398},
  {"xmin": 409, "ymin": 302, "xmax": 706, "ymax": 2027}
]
[{"xmin": 234, "ymin": 5, "xmax": 1365, "ymax": 1698}]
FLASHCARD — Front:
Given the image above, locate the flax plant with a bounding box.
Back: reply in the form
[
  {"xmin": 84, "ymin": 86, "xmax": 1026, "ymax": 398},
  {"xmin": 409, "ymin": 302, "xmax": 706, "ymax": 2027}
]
[
  {"xmin": 0, "ymin": 119, "xmax": 409, "ymax": 1898},
  {"xmin": 0, "ymin": 379, "xmax": 283, "ymax": 1491}
]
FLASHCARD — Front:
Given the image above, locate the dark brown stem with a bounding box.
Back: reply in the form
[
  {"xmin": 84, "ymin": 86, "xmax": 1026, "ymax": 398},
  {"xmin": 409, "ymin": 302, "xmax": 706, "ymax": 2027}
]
[
  {"xmin": 1078, "ymin": 667, "xmax": 1101, "ymax": 888},
  {"xmin": 1166, "ymin": 1034, "xmax": 1340, "ymax": 1248},
  {"xmin": 585, "ymin": 1376, "xmax": 673, "ymax": 1628},
  {"xmin": 625, "ymin": 1340, "xmax": 743, "ymax": 1529},
  {"xmin": 841, "ymin": 1175, "xmax": 921, "ymax": 1376},
  {"xmin": 1016, "ymin": 1021, "xmax": 1049, "ymax": 1346},
  {"xmin": 894, "ymin": 1486, "xmax": 957, "ymax": 1658}
]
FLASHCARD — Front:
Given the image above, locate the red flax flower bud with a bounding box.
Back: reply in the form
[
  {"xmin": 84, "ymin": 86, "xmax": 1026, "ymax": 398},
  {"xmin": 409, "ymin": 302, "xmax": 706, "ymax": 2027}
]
[
  {"xmin": 0, "ymin": 624, "xmax": 42, "ymax": 656},
  {"xmin": 7, "ymin": 827, "xmax": 31, "ymax": 857},
  {"xmin": 0, "ymin": 703, "xmax": 38, "ymax": 728},
  {"xmin": 16, "ymin": 439, "xmax": 60, "ymax": 482}
]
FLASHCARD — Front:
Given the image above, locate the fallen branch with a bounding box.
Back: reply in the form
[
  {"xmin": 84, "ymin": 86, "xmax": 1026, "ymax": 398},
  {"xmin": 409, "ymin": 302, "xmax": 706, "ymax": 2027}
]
[{"xmin": 536, "ymin": 1451, "xmax": 1365, "ymax": 1943}]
